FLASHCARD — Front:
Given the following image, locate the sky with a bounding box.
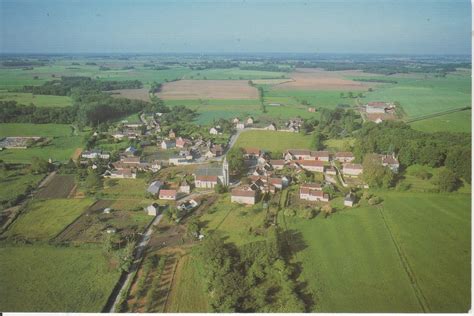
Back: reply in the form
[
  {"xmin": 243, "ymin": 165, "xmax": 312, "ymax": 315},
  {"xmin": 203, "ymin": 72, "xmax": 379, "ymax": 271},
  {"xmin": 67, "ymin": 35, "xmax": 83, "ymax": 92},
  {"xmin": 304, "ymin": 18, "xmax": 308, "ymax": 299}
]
[{"xmin": 0, "ymin": 0, "xmax": 471, "ymax": 55}]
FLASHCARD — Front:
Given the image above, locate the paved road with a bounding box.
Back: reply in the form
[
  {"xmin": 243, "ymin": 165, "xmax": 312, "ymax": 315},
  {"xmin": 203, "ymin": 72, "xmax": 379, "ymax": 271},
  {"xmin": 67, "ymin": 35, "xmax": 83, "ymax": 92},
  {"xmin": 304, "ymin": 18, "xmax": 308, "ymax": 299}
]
[{"xmin": 108, "ymin": 214, "xmax": 163, "ymax": 313}]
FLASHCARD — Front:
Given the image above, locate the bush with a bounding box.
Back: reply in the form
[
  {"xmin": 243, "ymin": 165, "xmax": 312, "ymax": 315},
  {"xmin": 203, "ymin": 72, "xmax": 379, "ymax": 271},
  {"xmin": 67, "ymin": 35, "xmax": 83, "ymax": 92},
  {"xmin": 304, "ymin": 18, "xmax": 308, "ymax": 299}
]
[
  {"xmin": 298, "ymin": 208, "xmax": 315, "ymax": 219},
  {"xmin": 368, "ymin": 196, "xmax": 383, "ymax": 205},
  {"xmin": 283, "ymin": 208, "xmax": 296, "ymax": 217}
]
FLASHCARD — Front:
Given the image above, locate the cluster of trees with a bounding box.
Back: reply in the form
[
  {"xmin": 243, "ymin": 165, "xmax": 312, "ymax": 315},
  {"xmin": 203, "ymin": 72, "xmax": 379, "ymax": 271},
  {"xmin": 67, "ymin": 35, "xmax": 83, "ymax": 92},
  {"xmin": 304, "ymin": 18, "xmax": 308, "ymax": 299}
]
[
  {"xmin": 149, "ymin": 81, "xmax": 162, "ymax": 93},
  {"xmin": 197, "ymin": 228, "xmax": 306, "ymax": 312},
  {"xmin": 2, "ymin": 60, "xmax": 46, "ymax": 67},
  {"xmin": 302, "ymin": 108, "xmax": 362, "ymax": 139},
  {"xmin": 226, "ymin": 147, "xmax": 246, "ymax": 176},
  {"xmin": 291, "ymin": 60, "xmax": 470, "ymax": 76},
  {"xmin": 19, "ymin": 76, "xmax": 142, "ymax": 96},
  {"xmin": 239, "ymin": 63, "xmax": 287, "ymax": 72},
  {"xmin": 362, "ymin": 154, "xmax": 395, "ymax": 189},
  {"xmin": 354, "ymin": 121, "xmax": 471, "ymax": 186},
  {"xmin": 0, "ymin": 101, "xmax": 76, "ymax": 124}
]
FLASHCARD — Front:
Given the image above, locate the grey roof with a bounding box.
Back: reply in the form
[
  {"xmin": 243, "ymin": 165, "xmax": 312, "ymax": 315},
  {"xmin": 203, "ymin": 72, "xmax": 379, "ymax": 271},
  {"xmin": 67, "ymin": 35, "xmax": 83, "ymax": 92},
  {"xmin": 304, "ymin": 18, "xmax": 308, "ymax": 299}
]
[
  {"xmin": 194, "ymin": 165, "xmax": 223, "ymax": 177},
  {"xmin": 147, "ymin": 181, "xmax": 163, "ymax": 194}
]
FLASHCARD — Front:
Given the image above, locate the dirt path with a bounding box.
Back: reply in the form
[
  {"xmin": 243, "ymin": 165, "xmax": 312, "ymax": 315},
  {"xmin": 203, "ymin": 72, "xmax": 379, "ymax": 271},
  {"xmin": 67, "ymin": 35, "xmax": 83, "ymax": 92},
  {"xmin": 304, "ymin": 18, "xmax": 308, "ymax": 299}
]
[{"xmin": 106, "ymin": 214, "xmax": 163, "ymax": 313}]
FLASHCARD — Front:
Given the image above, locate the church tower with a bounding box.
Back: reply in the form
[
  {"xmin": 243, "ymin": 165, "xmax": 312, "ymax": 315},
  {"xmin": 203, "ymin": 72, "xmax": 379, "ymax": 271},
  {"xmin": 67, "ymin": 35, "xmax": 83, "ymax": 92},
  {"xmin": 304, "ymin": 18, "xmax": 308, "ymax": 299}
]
[{"xmin": 222, "ymin": 156, "xmax": 229, "ymax": 186}]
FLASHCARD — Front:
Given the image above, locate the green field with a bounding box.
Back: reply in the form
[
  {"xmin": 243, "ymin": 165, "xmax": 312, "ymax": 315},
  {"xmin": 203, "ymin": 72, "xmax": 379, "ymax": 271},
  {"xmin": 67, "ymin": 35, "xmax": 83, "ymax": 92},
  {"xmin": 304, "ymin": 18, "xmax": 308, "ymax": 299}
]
[
  {"xmin": 166, "ymin": 254, "xmax": 211, "ymax": 312},
  {"xmin": 181, "ymin": 67, "xmax": 288, "ymax": 80},
  {"xmin": 234, "ymin": 130, "xmax": 313, "ymax": 152},
  {"xmin": 0, "ymin": 91, "xmax": 73, "ymax": 107},
  {"xmin": 0, "ymin": 166, "xmax": 44, "ymax": 208},
  {"xmin": 0, "ymin": 123, "xmax": 83, "ymax": 163},
  {"xmin": 0, "ymin": 244, "xmax": 120, "ymax": 312},
  {"xmin": 164, "ymin": 99, "xmax": 261, "ymax": 124},
  {"xmin": 410, "ymin": 109, "xmax": 471, "ymax": 133},
  {"xmin": 282, "ymin": 192, "xmax": 471, "ymax": 312},
  {"xmin": 358, "ymin": 74, "xmax": 471, "ymax": 119},
  {"xmin": 200, "ymin": 194, "xmax": 267, "ymax": 246},
  {"xmin": 5, "ymin": 198, "xmax": 93, "ymax": 240}
]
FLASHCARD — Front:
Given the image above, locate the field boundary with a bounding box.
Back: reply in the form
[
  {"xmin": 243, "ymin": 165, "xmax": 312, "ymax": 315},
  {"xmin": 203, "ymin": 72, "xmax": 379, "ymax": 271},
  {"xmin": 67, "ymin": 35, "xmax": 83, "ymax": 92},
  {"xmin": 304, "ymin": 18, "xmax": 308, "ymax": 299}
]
[
  {"xmin": 377, "ymin": 205, "xmax": 430, "ymax": 312},
  {"xmin": 406, "ymin": 107, "xmax": 470, "ymax": 124}
]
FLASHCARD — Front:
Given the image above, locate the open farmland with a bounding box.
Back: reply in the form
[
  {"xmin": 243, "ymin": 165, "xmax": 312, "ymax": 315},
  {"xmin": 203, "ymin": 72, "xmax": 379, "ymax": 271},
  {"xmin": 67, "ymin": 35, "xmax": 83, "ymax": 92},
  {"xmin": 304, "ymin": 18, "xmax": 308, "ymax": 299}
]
[
  {"xmin": 181, "ymin": 67, "xmax": 288, "ymax": 80},
  {"xmin": 410, "ymin": 109, "xmax": 471, "ymax": 133},
  {"xmin": 36, "ymin": 174, "xmax": 76, "ymax": 199},
  {"xmin": 0, "ymin": 245, "xmax": 120, "ymax": 312},
  {"xmin": 0, "ymin": 91, "xmax": 73, "ymax": 107},
  {"xmin": 0, "ymin": 166, "xmax": 44, "ymax": 209},
  {"xmin": 282, "ymin": 192, "xmax": 471, "ymax": 312},
  {"xmin": 156, "ymin": 80, "xmax": 259, "ymax": 100},
  {"xmin": 5, "ymin": 198, "xmax": 93, "ymax": 241},
  {"xmin": 274, "ymin": 68, "xmax": 376, "ymax": 91},
  {"xmin": 199, "ymin": 194, "xmax": 268, "ymax": 246},
  {"xmin": 360, "ymin": 73, "xmax": 471, "ymax": 119},
  {"xmin": 110, "ymin": 88, "xmax": 151, "ymax": 102},
  {"xmin": 165, "ymin": 254, "xmax": 211, "ymax": 312},
  {"xmin": 0, "ymin": 123, "xmax": 83, "ymax": 163},
  {"xmin": 234, "ymin": 130, "xmax": 313, "ymax": 152},
  {"xmin": 56, "ymin": 200, "xmax": 152, "ymax": 243}
]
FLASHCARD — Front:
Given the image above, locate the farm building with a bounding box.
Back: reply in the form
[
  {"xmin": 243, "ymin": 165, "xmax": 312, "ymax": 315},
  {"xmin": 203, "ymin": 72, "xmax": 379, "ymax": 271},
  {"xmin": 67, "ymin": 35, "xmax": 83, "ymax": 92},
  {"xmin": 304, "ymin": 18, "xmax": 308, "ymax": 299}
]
[
  {"xmin": 145, "ymin": 204, "xmax": 160, "ymax": 216},
  {"xmin": 365, "ymin": 101, "xmax": 394, "ymax": 114},
  {"xmin": 161, "ymin": 140, "xmax": 176, "ymax": 150},
  {"xmin": 82, "ymin": 150, "xmax": 110, "ymax": 160},
  {"xmin": 299, "ymin": 184, "xmax": 329, "ymax": 202},
  {"xmin": 176, "ymin": 137, "xmax": 191, "ymax": 148},
  {"xmin": 121, "ymin": 157, "xmax": 141, "ymax": 165},
  {"xmin": 193, "ymin": 158, "xmax": 229, "ymax": 188},
  {"xmin": 243, "ymin": 147, "xmax": 261, "ymax": 159},
  {"xmin": 231, "ymin": 186, "xmax": 258, "ymax": 205},
  {"xmin": 236, "ymin": 123, "xmax": 246, "ymax": 130},
  {"xmin": 125, "ymin": 146, "xmax": 138, "ymax": 156},
  {"xmin": 335, "ymin": 152, "xmax": 355, "ymax": 163},
  {"xmin": 344, "ymin": 193, "xmax": 355, "ymax": 207},
  {"xmin": 159, "ymin": 189, "xmax": 178, "ymax": 200},
  {"xmin": 147, "ymin": 181, "xmax": 163, "ymax": 197},
  {"xmin": 265, "ymin": 123, "xmax": 277, "ymax": 131},
  {"xmin": 270, "ymin": 159, "xmax": 287, "ymax": 170},
  {"xmin": 232, "ymin": 117, "xmax": 240, "ymax": 124},
  {"xmin": 297, "ymin": 160, "xmax": 325, "ymax": 172},
  {"xmin": 179, "ymin": 180, "xmax": 191, "ymax": 194},
  {"xmin": 246, "ymin": 117, "xmax": 254, "ymax": 125},
  {"xmin": 342, "ymin": 163, "xmax": 363, "ymax": 176},
  {"xmin": 0, "ymin": 136, "xmax": 41, "ymax": 149},
  {"xmin": 169, "ymin": 156, "xmax": 192, "ymax": 165},
  {"xmin": 325, "ymin": 166, "xmax": 337, "ymax": 175},
  {"xmin": 380, "ymin": 154, "xmax": 400, "ymax": 173},
  {"xmin": 105, "ymin": 169, "xmax": 137, "ymax": 179},
  {"xmin": 209, "ymin": 127, "xmax": 220, "ymax": 135},
  {"xmin": 169, "ymin": 129, "xmax": 176, "ymax": 139}
]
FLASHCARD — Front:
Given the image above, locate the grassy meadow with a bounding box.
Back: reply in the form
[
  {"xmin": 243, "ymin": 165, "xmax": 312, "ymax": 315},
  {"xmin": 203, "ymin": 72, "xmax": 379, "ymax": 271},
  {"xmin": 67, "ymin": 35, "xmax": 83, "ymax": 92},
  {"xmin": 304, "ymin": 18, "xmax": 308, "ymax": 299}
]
[
  {"xmin": 0, "ymin": 244, "xmax": 120, "ymax": 312},
  {"xmin": 410, "ymin": 109, "xmax": 471, "ymax": 133},
  {"xmin": 0, "ymin": 166, "xmax": 44, "ymax": 207},
  {"xmin": 234, "ymin": 130, "xmax": 313, "ymax": 152},
  {"xmin": 165, "ymin": 254, "xmax": 211, "ymax": 312},
  {"xmin": 357, "ymin": 73, "xmax": 471, "ymax": 119},
  {"xmin": 282, "ymin": 191, "xmax": 471, "ymax": 312},
  {"xmin": 0, "ymin": 91, "xmax": 73, "ymax": 107},
  {"xmin": 5, "ymin": 198, "xmax": 93, "ymax": 240},
  {"xmin": 0, "ymin": 123, "xmax": 83, "ymax": 163},
  {"xmin": 200, "ymin": 194, "xmax": 267, "ymax": 246}
]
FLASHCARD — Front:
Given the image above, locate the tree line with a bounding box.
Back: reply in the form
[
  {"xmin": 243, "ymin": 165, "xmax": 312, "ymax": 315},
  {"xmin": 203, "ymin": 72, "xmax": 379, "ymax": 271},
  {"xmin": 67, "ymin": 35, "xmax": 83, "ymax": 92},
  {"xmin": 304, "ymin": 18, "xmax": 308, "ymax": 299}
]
[
  {"xmin": 196, "ymin": 228, "xmax": 307, "ymax": 312},
  {"xmin": 354, "ymin": 121, "xmax": 471, "ymax": 185}
]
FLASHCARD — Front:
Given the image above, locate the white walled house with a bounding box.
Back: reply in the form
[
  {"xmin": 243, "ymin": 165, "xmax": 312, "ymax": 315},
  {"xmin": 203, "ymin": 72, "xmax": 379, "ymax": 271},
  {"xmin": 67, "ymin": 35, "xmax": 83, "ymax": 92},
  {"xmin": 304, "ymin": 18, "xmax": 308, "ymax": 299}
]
[
  {"xmin": 335, "ymin": 152, "xmax": 355, "ymax": 163},
  {"xmin": 231, "ymin": 186, "xmax": 257, "ymax": 205},
  {"xmin": 342, "ymin": 163, "xmax": 363, "ymax": 176}
]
